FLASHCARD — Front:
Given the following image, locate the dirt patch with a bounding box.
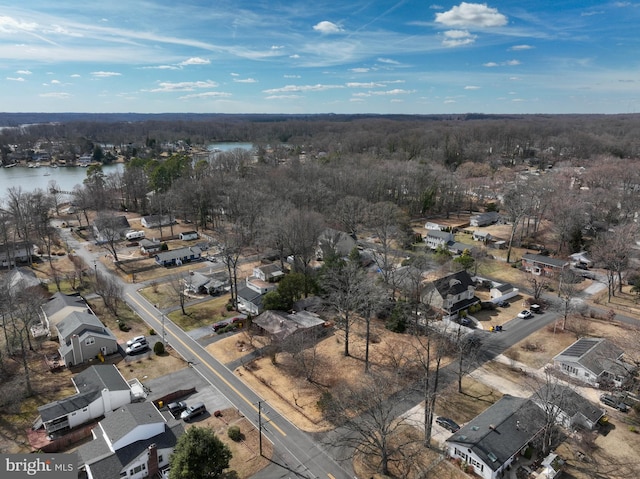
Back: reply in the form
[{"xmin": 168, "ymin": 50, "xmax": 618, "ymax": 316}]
[{"xmin": 188, "ymin": 408, "xmax": 272, "ymax": 478}]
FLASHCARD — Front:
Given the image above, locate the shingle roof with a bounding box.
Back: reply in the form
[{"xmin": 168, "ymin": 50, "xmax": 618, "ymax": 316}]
[
  {"xmin": 155, "ymin": 246, "xmax": 202, "ymax": 262},
  {"xmin": 534, "ymin": 385, "xmax": 604, "ymax": 424},
  {"xmin": 99, "ymin": 402, "xmax": 165, "ymax": 446},
  {"xmin": 447, "ymin": 395, "xmax": 547, "ymax": 472},
  {"xmin": 42, "ymin": 292, "xmax": 87, "ymax": 317},
  {"xmin": 433, "ymin": 270, "xmax": 475, "ymax": 296},
  {"xmin": 522, "ymin": 253, "xmax": 569, "ymax": 268},
  {"xmin": 554, "ymin": 338, "xmax": 626, "ymax": 377},
  {"xmin": 55, "ymin": 311, "xmax": 107, "ymax": 339}
]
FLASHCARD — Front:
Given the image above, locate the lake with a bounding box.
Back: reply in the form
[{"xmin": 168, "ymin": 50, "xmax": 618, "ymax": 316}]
[{"xmin": 0, "ymin": 142, "xmax": 253, "ymax": 197}]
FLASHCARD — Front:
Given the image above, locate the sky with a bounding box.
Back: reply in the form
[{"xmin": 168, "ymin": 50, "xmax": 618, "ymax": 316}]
[{"xmin": 1, "ymin": 1, "xmax": 639, "ymax": 115}]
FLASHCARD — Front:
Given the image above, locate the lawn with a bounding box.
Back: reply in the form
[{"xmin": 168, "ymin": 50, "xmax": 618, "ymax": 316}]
[{"xmin": 168, "ymin": 295, "xmax": 235, "ymax": 331}]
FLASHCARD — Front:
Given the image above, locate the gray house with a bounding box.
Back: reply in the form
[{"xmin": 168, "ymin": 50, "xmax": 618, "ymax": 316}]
[
  {"xmin": 154, "ymin": 246, "xmax": 202, "ymax": 267},
  {"xmin": 37, "ymin": 365, "xmax": 145, "ymax": 436},
  {"xmin": 553, "ymin": 338, "xmax": 634, "ymax": 388},
  {"xmin": 92, "ymin": 215, "xmax": 131, "ymax": 244},
  {"xmin": 427, "ymin": 270, "xmax": 480, "ymax": 319},
  {"xmin": 38, "ymin": 292, "xmax": 90, "ymax": 337},
  {"xmin": 316, "ymin": 228, "xmax": 357, "ymax": 260},
  {"xmin": 470, "ymin": 212, "xmax": 500, "ymax": 227},
  {"xmin": 141, "ymin": 214, "xmax": 174, "ymax": 228},
  {"xmin": 533, "ymin": 384, "xmax": 604, "ymax": 431},
  {"xmin": 76, "ymin": 402, "xmax": 184, "ymax": 479},
  {"xmin": 55, "ymin": 311, "xmax": 119, "ymax": 367},
  {"xmin": 425, "ymin": 230, "xmax": 454, "ymax": 250}
]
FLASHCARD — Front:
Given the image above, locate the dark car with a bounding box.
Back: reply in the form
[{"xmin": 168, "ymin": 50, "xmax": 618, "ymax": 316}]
[
  {"xmin": 181, "ymin": 402, "xmax": 207, "ymax": 422},
  {"xmin": 436, "ymin": 416, "xmax": 460, "ymax": 432},
  {"xmin": 167, "ymin": 400, "xmax": 187, "ymax": 418},
  {"xmin": 497, "ymin": 300, "xmax": 510, "ymax": 308},
  {"xmin": 530, "ymin": 304, "xmax": 543, "ymax": 314},
  {"xmin": 600, "ymin": 394, "xmax": 629, "ymax": 412},
  {"xmin": 212, "ymin": 320, "xmax": 231, "ymax": 332}
]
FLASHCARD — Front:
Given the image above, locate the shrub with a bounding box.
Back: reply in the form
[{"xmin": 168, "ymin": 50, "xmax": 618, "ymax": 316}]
[
  {"xmin": 153, "ymin": 341, "xmax": 165, "ymax": 355},
  {"xmin": 149, "ymin": 328, "xmax": 156, "ymax": 336},
  {"xmin": 226, "ymin": 303, "xmax": 234, "ymax": 311},
  {"xmin": 118, "ymin": 321, "xmax": 131, "ymax": 332},
  {"xmin": 227, "ymin": 425, "xmax": 242, "ymax": 441},
  {"xmin": 317, "ymin": 391, "xmax": 333, "ymax": 413}
]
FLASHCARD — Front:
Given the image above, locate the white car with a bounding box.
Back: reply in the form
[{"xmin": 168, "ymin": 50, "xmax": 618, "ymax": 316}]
[
  {"xmin": 126, "ymin": 342, "xmax": 148, "ymax": 355},
  {"xmin": 517, "ymin": 310, "xmax": 533, "ymax": 319},
  {"xmin": 127, "ymin": 335, "xmax": 147, "ymax": 347}
]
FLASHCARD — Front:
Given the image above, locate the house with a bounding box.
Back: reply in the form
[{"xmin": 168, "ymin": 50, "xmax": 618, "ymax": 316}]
[
  {"xmin": 37, "ymin": 292, "xmax": 90, "ymax": 337},
  {"xmin": 55, "ymin": 311, "xmax": 119, "ymax": 367},
  {"xmin": 237, "ymin": 277, "xmax": 278, "ymax": 315},
  {"xmin": 445, "ymin": 395, "xmax": 547, "ymax": 479},
  {"xmin": 252, "ymin": 309, "xmax": 326, "ymax": 343},
  {"xmin": 470, "ymin": 212, "xmax": 500, "ymax": 227},
  {"xmin": 179, "ymin": 231, "xmax": 199, "ymax": 241},
  {"xmin": 141, "ymin": 215, "xmax": 174, "ymax": 229},
  {"xmin": 427, "ymin": 270, "xmax": 480, "ymax": 319},
  {"xmin": 8, "ymin": 267, "xmax": 41, "ymax": 294},
  {"xmin": 93, "ymin": 215, "xmax": 131, "ymax": 244},
  {"xmin": 425, "ymin": 221, "xmax": 446, "ymax": 231},
  {"xmin": 569, "ymin": 251, "xmax": 593, "ymax": 268},
  {"xmin": 316, "ymin": 228, "xmax": 357, "ymax": 260},
  {"xmin": 522, "ymin": 253, "xmax": 569, "ymax": 276},
  {"xmin": 425, "ymin": 230, "xmax": 454, "ymax": 250},
  {"xmin": 76, "ymin": 402, "xmax": 184, "ymax": 479},
  {"xmin": 489, "ymin": 282, "xmax": 519, "ymax": 302},
  {"xmin": 184, "ymin": 271, "xmax": 229, "ymax": 295},
  {"xmin": 0, "ymin": 241, "xmax": 32, "ymax": 267},
  {"xmin": 472, "ymin": 230, "xmax": 493, "ymax": 242},
  {"xmin": 552, "ymin": 338, "xmax": 634, "ymax": 388},
  {"xmin": 154, "ymin": 246, "xmax": 202, "ymax": 267},
  {"xmin": 252, "ymin": 263, "xmax": 284, "ymax": 282},
  {"xmin": 139, "ymin": 238, "xmax": 162, "ymax": 256},
  {"xmin": 37, "ymin": 365, "xmax": 146, "ymax": 436},
  {"xmin": 532, "ymin": 384, "xmax": 605, "ymax": 431}
]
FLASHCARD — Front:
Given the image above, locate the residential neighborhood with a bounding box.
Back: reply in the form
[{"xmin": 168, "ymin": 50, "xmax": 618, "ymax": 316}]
[{"xmin": 2, "ymin": 114, "xmax": 640, "ymax": 479}]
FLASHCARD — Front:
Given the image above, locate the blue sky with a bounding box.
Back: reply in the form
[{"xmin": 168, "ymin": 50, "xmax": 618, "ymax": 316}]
[{"xmin": 1, "ymin": 1, "xmax": 639, "ymax": 114}]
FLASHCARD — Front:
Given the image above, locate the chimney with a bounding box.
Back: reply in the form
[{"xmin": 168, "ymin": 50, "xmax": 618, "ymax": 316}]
[{"xmin": 147, "ymin": 443, "xmax": 159, "ymax": 477}]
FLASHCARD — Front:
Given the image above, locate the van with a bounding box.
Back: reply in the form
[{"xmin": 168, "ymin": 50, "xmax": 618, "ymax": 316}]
[
  {"xmin": 180, "ymin": 402, "xmax": 206, "ymax": 421},
  {"xmin": 125, "ymin": 230, "xmax": 145, "ymax": 241}
]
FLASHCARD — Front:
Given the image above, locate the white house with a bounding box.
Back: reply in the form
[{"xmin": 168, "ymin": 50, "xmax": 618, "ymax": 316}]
[
  {"xmin": 427, "ymin": 270, "xmax": 480, "ymax": 319},
  {"xmin": 76, "ymin": 402, "xmax": 184, "ymax": 479},
  {"xmin": 532, "ymin": 384, "xmax": 604, "ymax": 431},
  {"xmin": 37, "ymin": 365, "xmax": 146, "ymax": 436},
  {"xmin": 446, "ymin": 395, "xmax": 547, "ymax": 479},
  {"xmin": 552, "ymin": 338, "xmax": 634, "ymax": 388},
  {"xmin": 470, "ymin": 212, "xmax": 500, "ymax": 227},
  {"xmin": 424, "ymin": 230, "xmax": 454, "ymax": 250},
  {"xmin": 179, "ymin": 231, "xmax": 199, "ymax": 241},
  {"xmin": 237, "ymin": 277, "xmax": 278, "ymax": 315},
  {"xmin": 489, "ymin": 282, "xmax": 519, "ymax": 303}
]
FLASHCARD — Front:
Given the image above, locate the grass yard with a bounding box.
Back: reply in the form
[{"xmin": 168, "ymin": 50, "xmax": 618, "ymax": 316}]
[
  {"xmin": 436, "ymin": 377, "xmax": 503, "ymax": 424},
  {"xmin": 168, "ymin": 295, "xmax": 235, "ymax": 331}
]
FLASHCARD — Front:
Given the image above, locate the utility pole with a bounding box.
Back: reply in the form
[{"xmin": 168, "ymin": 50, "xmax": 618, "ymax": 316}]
[{"xmin": 258, "ymin": 401, "xmax": 263, "ymax": 457}]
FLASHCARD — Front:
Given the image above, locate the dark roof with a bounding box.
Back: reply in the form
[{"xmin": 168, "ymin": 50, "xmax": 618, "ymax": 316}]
[
  {"xmin": 534, "ymin": 385, "xmax": 604, "ymax": 424},
  {"xmin": 155, "ymin": 246, "xmax": 202, "ymax": 262},
  {"xmin": 494, "ymin": 283, "xmax": 514, "ymax": 292},
  {"xmin": 426, "ymin": 230, "xmax": 453, "ymax": 239},
  {"xmin": 433, "ymin": 270, "xmax": 475, "ymax": 297},
  {"xmin": 100, "ymin": 402, "xmax": 165, "ymax": 445},
  {"xmin": 38, "ymin": 365, "xmax": 129, "ymax": 422},
  {"xmin": 447, "ymin": 395, "xmax": 547, "ymax": 472},
  {"xmin": 554, "ymin": 338, "xmax": 627, "ymax": 377},
  {"xmin": 237, "ymin": 284, "xmax": 264, "ymax": 307},
  {"xmin": 522, "ymin": 253, "xmax": 569, "ymax": 268},
  {"xmin": 253, "ymin": 310, "xmax": 324, "ymax": 341},
  {"xmin": 94, "ymin": 215, "xmax": 130, "ymax": 231},
  {"xmin": 42, "ymin": 292, "xmax": 87, "ymax": 317}
]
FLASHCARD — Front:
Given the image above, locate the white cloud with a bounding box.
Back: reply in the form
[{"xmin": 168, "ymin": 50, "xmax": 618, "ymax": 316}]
[
  {"xmin": 435, "ymin": 2, "xmax": 507, "ymax": 28},
  {"xmin": 16, "ymin": 69, "xmax": 31, "ymax": 75},
  {"xmin": 510, "ymin": 44, "xmax": 533, "ymax": 51},
  {"xmin": 483, "ymin": 61, "xmax": 498, "ymax": 67},
  {"xmin": 7, "ymin": 76, "xmax": 25, "ymax": 82},
  {"xmin": 442, "ymin": 30, "xmax": 477, "ymax": 47},
  {"xmin": 91, "ymin": 71, "xmax": 121, "ymax": 78},
  {"xmin": 151, "ymin": 80, "xmax": 219, "ymax": 92},
  {"xmin": 505, "ymin": 59, "xmax": 520, "ymax": 66},
  {"xmin": 284, "ymin": 74, "xmax": 301, "ymax": 78},
  {"xmin": 346, "ymin": 82, "xmax": 385, "ymax": 88},
  {"xmin": 265, "ymin": 94, "xmax": 302, "ymax": 100},
  {"xmin": 70, "ymin": 74, "xmax": 81, "ymax": 78},
  {"xmin": 377, "ymin": 57, "xmax": 400, "ymax": 65},
  {"xmin": 39, "ymin": 92, "xmax": 71, "ymax": 98},
  {"xmin": 179, "ymin": 91, "xmax": 232, "ymax": 100},
  {"xmin": 350, "ymin": 67, "xmax": 370, "ymax": 73},
  {"xmin": 50, "ymin": 79, "xmax": 61, "ymax": 84},
  {"xmin": 263, "ymin": 84, "xmax": 343, "ymax": 94},
  {"xmin": 313, "ymin": 21, "xmax": 343, "ymax": 34},
  {"xmin": 464, "ymin": 85, "xmax": 480, "ymax": 90},
  {"xmin": 234, "ymin": 78, "xmax": 257, "ymax": 83},
  {"xmin": 483, "ymin": 59, "xmax": 520, "ymax": 67},
  {"xmin": 142, "ymin": 65, "xmax": 180, "ymax": 70},
  {"xmin": 179, "ymin": 57, "xmax": 210, "ymax": 66},
  {"xmin": 0, "ymin": 15, "xmax": 38, "ymax": 33}
]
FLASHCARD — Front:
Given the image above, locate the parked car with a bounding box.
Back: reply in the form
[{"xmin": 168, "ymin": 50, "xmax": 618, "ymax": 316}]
[
  {"xmin": 436, "ymin": 416, "xmax": 460, "ymax": 432},
  {"xmin": 600, "ymin": 394, "xmax": 629, "ymax": 412},
  {"xmin": 212, "ymin": 320, "xmax": 231, "ymax": 332},
  {"xmin": 125, "ymin": 342, "xmax": 149, "ymax": 355},
  {"xmin": 181, "ymin": 402, "xmax": 207, "ymax": 421},
  {"xmin": 167, "ymin": 400, "xmax": 187, "ymax": 418},
  {"xmin": 530, "ymin": 304, "xmax": 543, "ymax": 314},
  {"xmin": 497, "ymin": 300, "xmax": 510, "ymax": 307},
  {"xmin": 517, "ymin": 310, "xmax": 533, "ymax": 319},
  {"xmin": 127, "ymin": 335, "xmax": 147, "ymax": 347}
]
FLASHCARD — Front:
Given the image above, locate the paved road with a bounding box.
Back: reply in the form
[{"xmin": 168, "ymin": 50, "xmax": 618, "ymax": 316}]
[{"xmin": 56, "ymin": 223, "xmax": 355, "ymax": 479}]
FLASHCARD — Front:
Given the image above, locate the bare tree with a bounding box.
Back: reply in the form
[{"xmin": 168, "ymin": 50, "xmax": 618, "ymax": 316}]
[
  {"xmin": 557, "ymin": 269, "xmax": 579, "ymax": 331},
  {"xmin": 94, "ymin": 270, "xmax": 124, "ymax": 317},
  {"xmin": 502, "ymin": 187, "xmax": 531, "ymax": 263},
  {"xmin": 168, "ymin": 273, "xmax": 188, "ymax": 316}
]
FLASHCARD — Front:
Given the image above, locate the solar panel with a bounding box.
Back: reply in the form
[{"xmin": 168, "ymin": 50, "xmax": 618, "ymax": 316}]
[{"xmin": 561, "ymin": 338, "xmax": 599, "ymax": 358}]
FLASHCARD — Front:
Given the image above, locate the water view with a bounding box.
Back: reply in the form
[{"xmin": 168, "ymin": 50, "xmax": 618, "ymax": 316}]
[{"xmin": 0, "ymin": 143, "xmax": 253, "ymax": 197}]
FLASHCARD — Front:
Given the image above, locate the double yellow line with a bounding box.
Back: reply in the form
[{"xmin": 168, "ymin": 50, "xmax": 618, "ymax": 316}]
[{"xmin": 127, "ymin": 293, "xmax": 286, "ymax": 436}]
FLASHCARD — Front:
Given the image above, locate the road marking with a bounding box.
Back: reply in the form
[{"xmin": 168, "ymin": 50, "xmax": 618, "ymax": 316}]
[
  {"xmin": 126, "ymin": 292, "xmax": 286, "ymax": 437},
  {"xmin": 328, "ymin": 474, "xmax": 336, "ymax": 479}
]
